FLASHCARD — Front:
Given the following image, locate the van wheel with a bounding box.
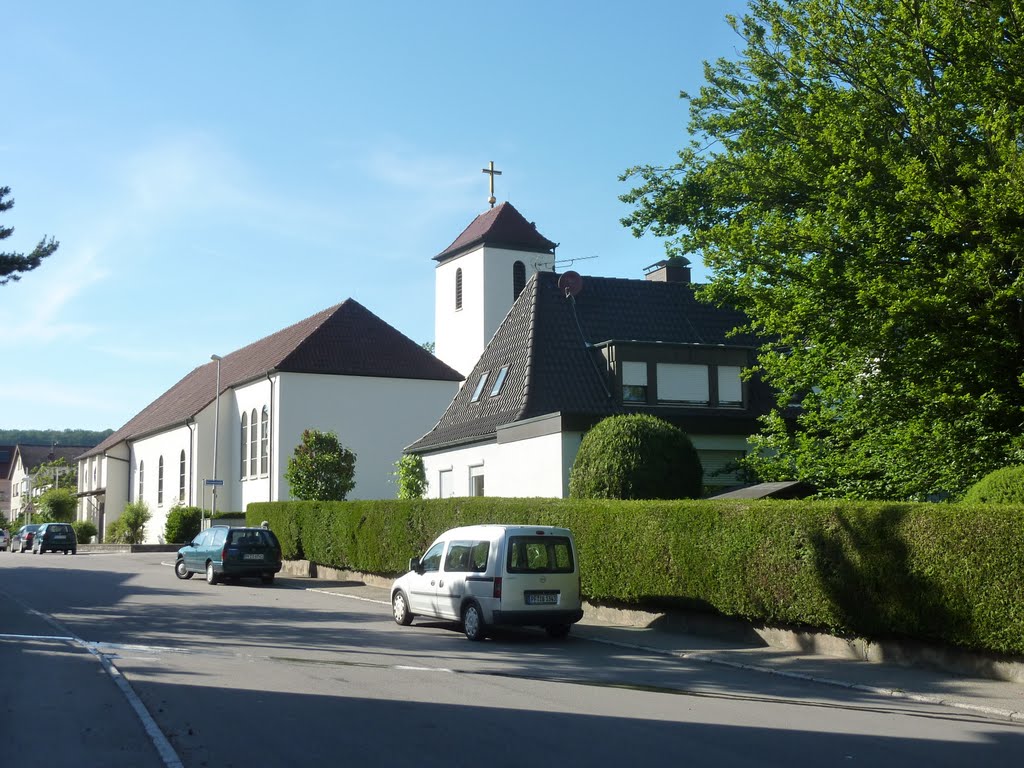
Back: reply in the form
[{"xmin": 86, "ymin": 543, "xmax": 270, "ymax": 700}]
[
  {"xmin": 463, "ymin": 602, "xmax": 486, "ymax": 641},
  {"xmin": 392, "ymin": 591, "xmax": 414, "ymax": 626},
  {"xmin": 206, "ymin": 562, "xmax": 218, "ymax": 585},
  {"xmin": 545, "ymin": 624, "xmax": 571, "ymax": 639}
]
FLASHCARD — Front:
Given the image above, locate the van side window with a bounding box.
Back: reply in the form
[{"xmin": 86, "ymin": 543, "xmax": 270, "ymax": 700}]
[
  {"xmin": 444, "ymin": 541, "xmax": 490, "ymax": 573},
  {"xmin": 507, "ymin": 536, "xmax": 575, "ymax": 574},
  {"xmin": 421, "ymin": 542, "xmax": 445, "ymax": 573}
]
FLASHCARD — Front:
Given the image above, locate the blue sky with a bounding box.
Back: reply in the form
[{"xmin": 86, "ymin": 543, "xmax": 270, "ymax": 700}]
[{"xmin": 4, "ymin": 1, "xmax": 750, "ymax": 431}]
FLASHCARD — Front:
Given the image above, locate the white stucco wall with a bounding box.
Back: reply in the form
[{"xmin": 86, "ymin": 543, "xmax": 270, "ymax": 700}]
[
  {"xmin": 231, "ymin": 377, "xmax": 275, "ymax": 512},
  {"xmin": 130, "ymin": 425, "xmax": 194, "ymax": 543},
  {"xmin": 435, "ymin": 245, "xmax": 554, "ymax": 377},
  {"xmin": 277, "ymin": 372, "xmax": 459, "ymax": 501}
]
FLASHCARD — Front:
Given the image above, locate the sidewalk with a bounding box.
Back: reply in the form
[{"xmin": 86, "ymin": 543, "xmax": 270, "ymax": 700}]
[{"xmin": 285, "ymin": 570, "xmax": 1024, "ymax": 724}]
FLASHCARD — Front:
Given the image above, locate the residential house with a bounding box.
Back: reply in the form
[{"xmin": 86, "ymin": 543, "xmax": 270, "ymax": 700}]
[{"xmin": 8, "ymin": 444, "xmax": 91, "ymax": 525}]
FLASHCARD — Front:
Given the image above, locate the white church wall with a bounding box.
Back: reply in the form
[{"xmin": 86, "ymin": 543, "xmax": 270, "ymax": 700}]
[
  {"xmin": 277, "ymin": 372, "xmax": 459, "ymax": 501},
  {"xmin": 232, "ymin": 377, "xmax": 275, "ymax": 512},
  {"xmin": 130, "ymin": 425, "xmax": 193, "ymax": 543}
]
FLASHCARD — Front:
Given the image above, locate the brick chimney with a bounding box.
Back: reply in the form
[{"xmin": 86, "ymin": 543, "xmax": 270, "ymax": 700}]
[{"xmin": 643, "ymin": 257, "xmax": 691, "ymax": 283}]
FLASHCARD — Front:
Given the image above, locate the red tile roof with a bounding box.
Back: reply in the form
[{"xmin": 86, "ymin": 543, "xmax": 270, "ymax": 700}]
[
  {"xmin": 434, "ymin": 202, "xmax": 557, "ymax": 262},
  {"xmin": 82, "ymin": 300, "xmax": 462, "ymax": 459}
]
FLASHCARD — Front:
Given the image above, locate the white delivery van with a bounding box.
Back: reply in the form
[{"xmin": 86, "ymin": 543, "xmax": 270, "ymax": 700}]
[{"xmin": 391, "ymin": 524, "xmax": 584, "ymax": 641}]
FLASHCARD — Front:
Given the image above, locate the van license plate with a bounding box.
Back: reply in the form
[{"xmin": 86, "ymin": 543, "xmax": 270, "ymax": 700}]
[{"xmin": 526, "ymin": 592, "xmax": 558, "ymax": 605}]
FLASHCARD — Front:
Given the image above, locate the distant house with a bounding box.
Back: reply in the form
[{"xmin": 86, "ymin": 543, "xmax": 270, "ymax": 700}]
[
  {"xmin": 408, "ymin": 203, "xmax": 772, "ymax": 498},
  {"xmin": 8, "ymin": 444, "xmax": 92, "ymax": 524},
  {"xmin": 77, "ymin": 300, "xmax": 461, "ymax": 543},
  {"xmin": 0, "ymin": 445, "xmax": 13, "ymax": 521}
]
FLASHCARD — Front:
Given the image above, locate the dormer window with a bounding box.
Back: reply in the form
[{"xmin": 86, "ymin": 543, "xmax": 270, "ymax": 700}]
[
  {"xmin": 657, "ymin": 363, "xmax": 710, "ymax": 405},
  {"xmin": 490, "ymin": 366, "xmax": 509, "ymax": 397},
  {"xmin": 718, "ymin": 366, "xmax": 743, "ymax": 407},
  {"xmin": 470, "ymin": 371, "xmax": 489, "ymax": 402}
]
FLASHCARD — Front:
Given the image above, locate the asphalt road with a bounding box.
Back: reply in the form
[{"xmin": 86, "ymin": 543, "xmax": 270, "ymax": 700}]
[{"xmin": 2, "ymin": 551, "xmax": 1022, "ymax": 767}]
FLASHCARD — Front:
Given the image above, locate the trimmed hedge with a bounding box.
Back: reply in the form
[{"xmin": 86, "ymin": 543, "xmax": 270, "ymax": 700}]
[
  {"xmin": 963, "ymin": 465, "xmax": 1024, "ymax": 503},
  {"xmin": 248, "ymin": 498, "xmax": 1024, "ymax": 656}
]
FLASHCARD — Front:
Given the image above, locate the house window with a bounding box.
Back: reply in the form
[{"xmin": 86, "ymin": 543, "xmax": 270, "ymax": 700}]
[
  {"xmin": 489, "ymin": 366, "xmax": 509, "ymax": 397},
  {"xmin": 250, "ymin": 408, "xmax": 258, "ymax": 478},
  {"xmin": 157, "ymin": 456, "xmax": 164, "ymax": 505},
  {"xmin": 439, "ymin": 469, "xmax": 454, "ymax": 498},
  {"xmin": 179, "ymin": 450, "xmax": 186, "ymax": 503},
  {"xmin": 240, "ymin": 412, "xmax": 248, "ymax": 478},
  {"xmin": 657, "ymin": 363, "xmax": 709, "ymax": 404},
  {"xmin": 138, "ymin": 460, "xmax": 144, "ymax": 500},
  {"xmin": 455, "ymin": 268, "xmax": 463, "ymax": 310},
  {"xmin": 469, "ymin": 465, "xmax": 485, "ymax": 497},
  {"xmin": 470, "ymin": 371, "xmax": 489, "ymax": 402},
  {"xmin": 717, "ymin": 366, "xmax": 743, "ymax": 407},
  {"xmin": 260, "ymin": 406, "xmax": 269, "ymax": 474},
  {"xmin": 513, "ymin": 260, "xmax": 526, "ymax": 300},
  {"xmin": 622, "ymin": 361, "xmax": 648, "ymax": 403}
]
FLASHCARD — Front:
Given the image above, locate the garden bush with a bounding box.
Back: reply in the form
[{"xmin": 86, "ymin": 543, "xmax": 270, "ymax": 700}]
[
  {"xmin": 107, "ymin": 501, "xmax": 151, "ymax": 544},
  {"xmin": 962, "ymin": 465, "xmax": 1024, "ymax": 503},
  {"xmin": 569, "ymin": 414, "xmax": 703, "ymax": 499},
  {"xmin": 164, "ymin": 505, "xmax": 203, "ymax": 543},
  {"xmin": 72, "ymin": 520, "xmax": 98, "ymax": 544}
]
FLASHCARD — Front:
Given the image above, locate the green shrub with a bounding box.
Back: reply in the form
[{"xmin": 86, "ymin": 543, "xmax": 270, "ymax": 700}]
[
  {"xmin": 962, "ymin": 465, "xmax": 1024, "ymax": 503},
  {"xmin": 284, "ymin": 429, "xmax": 356, "ymax": 501},
  {"xmin": 164, "ymin": 506, "xmax": 202, "ymax": 543},
  {"xmin": 569, "ymin": 414, "xmax": 703, "ymax": 499},
  {"xmin": 72, "ymin": 520, "xmax": 98, "ymax": 544},
  {"xmin": 249, "ymin": 496, "xmax": 1024, "ymax": 656},
  {"xmin": 393, "ymin": 454, "xmax": 427, "ymax": 499},
  {"xmin": 107, "ymin": 501, "xmax": 151, "ymax": 544}
]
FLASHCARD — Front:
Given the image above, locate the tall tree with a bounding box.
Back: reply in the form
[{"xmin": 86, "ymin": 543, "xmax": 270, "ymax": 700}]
[
  {"xmin": 622, "ymin": 0, "xmax": 1024, "ymax": 500},
  {"xmin": 0, "ymin": 186, "xmax": 58, "ymax": 285}
]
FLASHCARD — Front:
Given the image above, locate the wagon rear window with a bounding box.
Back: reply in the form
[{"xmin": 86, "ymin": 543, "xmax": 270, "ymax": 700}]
[{"xmin": 506, "ymin": 536, "xmax": 574, "ymax": 574}]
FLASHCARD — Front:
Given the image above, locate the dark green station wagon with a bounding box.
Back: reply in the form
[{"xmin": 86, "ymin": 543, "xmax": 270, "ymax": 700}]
[{"xmin": 175, "ymin": 526, "xmax": 282, "ymax": 586}]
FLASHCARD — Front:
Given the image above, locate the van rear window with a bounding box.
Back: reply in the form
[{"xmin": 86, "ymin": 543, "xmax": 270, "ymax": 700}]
[{"xmin": 506, "ymin": 536, "xmax": 574, "ymax": 574}]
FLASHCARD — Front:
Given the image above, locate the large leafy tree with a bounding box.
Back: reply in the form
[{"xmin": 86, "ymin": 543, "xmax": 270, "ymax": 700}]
[
  {"xmin": 284, "ymin": 429, "xmax": 357, "ymax": 501},
  {"xmin": 622, "ymin": 0, "xmax": 1024, "ymax": 500},
  {"xmin": 1, "ymin": 186, "xmax": 58, "ymax": 285}
]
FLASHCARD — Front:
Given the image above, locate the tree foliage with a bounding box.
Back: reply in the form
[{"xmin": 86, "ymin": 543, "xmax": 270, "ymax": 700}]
[
  {"xmin": 164, "ymin": 505, "xmax": 203, "ymax": 543},
  {"xmin": 0, "ymin": 186, "xmax": 58, "ymax": 285},
  {"xmin": 393, "ymin": 454, "xmax": 427, "ymax": 499},
  {"xmin": 35, "ymin": 488, "xmax": 77, "ymax": 523},
  {"xmin": 568, "ymin": 414, "xmax": 703, "ymax": 500},
  {"xmin": 284, "ymin": 429, "xmax": 357, "ymax": 501},
  {"xmin": 622, "ymin": 0, "xmax": 1024, "ymax": 499},
  {"xmin": 0, "ymin": 429, "xmax": 112, "ymax": 446}
]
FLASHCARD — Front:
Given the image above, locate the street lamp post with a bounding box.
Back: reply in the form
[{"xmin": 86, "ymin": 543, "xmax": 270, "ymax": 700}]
[{"xmin": 210, "ymin": 354, "xmax": 222, "ymax": 524}]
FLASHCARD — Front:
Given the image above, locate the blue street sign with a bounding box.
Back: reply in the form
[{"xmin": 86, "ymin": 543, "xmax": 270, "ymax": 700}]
[{"xmin": 205, "ymin": 479, "xmax": 224, "ymax": 486}]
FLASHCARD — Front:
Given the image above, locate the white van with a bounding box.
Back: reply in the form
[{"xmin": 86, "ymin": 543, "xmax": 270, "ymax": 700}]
[{"xmin": 390, "ymin": 524, "xmax": 584, "ymax": 641}]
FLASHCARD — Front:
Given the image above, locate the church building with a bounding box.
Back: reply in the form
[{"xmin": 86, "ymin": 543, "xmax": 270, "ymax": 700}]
[
  {"xmin": 77, "ymin": 300, "xmax": 461, "ymax": 542},
  {"xmin": 409, "ymin": 193, "xmax": 771, "ymax": 498}
]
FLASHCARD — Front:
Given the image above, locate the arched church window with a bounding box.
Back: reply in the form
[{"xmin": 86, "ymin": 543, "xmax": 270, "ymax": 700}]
[
  {"xmin": 260, "ymin": 406, "xmax": 269, "ymax": 474},
  {"xmin": 138, "ymin": 460, "xmax": 144, "ymax": 500},
  {"xmin": 513, "ymin": 260, "xmax": 526, "ymax": 300},
  {"xmin": 158, "ymin": 456, "xmax": 164, "ymax": 505},
  {"xmin": 250, "ymin": 408, "xmax": 258, "ymax": 478},
  {"xmin": 455, "ymin": 267, "xmax": 463, "ymax": 310},
  {"xmin": 179, "ymin": 450, "xmax": 186, "ymax": 503},
  {"xmin": 240, "ymin": 413, "xmax": 248, "ymax": 478}
]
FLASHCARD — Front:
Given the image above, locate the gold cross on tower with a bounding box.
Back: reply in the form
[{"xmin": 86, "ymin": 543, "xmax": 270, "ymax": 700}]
[{"xmin": 482, "ymin": 161, "xmax": 502, "ymax": 208}]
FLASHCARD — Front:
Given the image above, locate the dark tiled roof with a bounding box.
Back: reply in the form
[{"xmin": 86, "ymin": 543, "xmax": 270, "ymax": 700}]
[
  {"xmin": 407, "ymin": 272, "xmax": 769, "ymax": 453},
  {"xmin": 83, "ymin": 300, "xmax": 462, "ymax": 459},
  {"xmin": 14, "ymin": 444, "xmax": 94, "ymax": 474},
  {"xmin": 434, "ymin": 202, "xmax": 557, "ymax": 262}
]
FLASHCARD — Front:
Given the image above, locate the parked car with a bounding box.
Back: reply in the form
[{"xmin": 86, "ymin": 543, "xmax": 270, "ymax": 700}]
[
  {"xmin": 0, "ymin": 529, "xmax": 9, "ymax": 552},
  {"xmin": 10, "ymin": 524, "xmax": 41, "ymax": 553},
  {"xmin": 32, "ymin": 522, "xmax": 78, "ymax": 555},
  {"xmin": 175, "ymin": 526, "xmax": 282, "ymax": 585},
  {"xmin": 391, "ymin": 524, "xmax": 584, "ymax": 641}
]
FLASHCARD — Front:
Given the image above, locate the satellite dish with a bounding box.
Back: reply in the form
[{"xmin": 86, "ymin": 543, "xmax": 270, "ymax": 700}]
[{"xmin": 558, "ymin": 270, "xmax": 583, "ymax": 298}]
